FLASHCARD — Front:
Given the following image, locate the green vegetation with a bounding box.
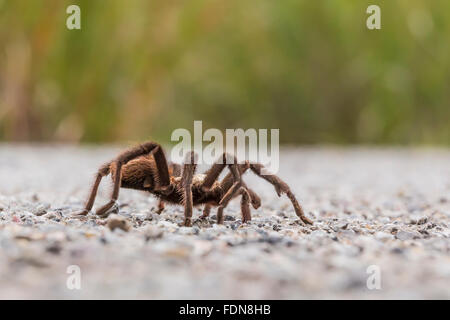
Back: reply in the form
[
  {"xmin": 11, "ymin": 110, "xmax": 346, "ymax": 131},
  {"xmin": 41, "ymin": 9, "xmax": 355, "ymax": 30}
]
[{"xmin": 0, "ymin": 0, "xmax": 449, "ymax": 144}]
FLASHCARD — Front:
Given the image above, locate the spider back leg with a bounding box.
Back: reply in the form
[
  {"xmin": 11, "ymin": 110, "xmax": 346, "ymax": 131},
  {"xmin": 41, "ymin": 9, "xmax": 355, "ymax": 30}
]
[
  {"xmin": 77, "ymin": 142, "xmax": 171, "ymax": 218},
  {"xmin": 74, "ymin": 162, "xmax": 111, "ymax": 216},
  {"xmin": 97, "ymin": 142, "xmax": 172, "ymax": 217}
]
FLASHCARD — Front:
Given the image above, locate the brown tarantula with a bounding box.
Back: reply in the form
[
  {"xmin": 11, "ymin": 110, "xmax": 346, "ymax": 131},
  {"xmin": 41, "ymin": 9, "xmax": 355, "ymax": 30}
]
[{"xmin": 74, "ymin": 141, "xmax": 313, "ymax": 227}]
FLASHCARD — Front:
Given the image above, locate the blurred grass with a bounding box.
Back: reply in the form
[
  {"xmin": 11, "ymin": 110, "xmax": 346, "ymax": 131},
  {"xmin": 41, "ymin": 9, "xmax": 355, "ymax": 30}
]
[{"xmin": 0, "ymin": 0, "xmax": 449, "ymax": 144}]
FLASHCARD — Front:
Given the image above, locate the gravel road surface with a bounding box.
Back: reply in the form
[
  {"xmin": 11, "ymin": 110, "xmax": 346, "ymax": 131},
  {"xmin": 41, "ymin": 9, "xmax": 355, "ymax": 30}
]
[{"xmin": 0, "ymin": 145, "xmax": 449, "ymax": 299}]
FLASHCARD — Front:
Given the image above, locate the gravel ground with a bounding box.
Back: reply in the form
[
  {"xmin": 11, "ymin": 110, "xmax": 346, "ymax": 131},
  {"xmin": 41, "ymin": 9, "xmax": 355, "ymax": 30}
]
[{"xmin": 0, "ymin": 144, "xmax": 449, "ymax": 299}]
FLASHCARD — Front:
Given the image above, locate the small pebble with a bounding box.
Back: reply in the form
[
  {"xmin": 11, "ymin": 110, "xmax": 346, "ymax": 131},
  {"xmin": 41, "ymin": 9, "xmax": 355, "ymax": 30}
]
[
  {"xmin": 33, "ymin": 203, "xmax": 51, "ymax": 216},
  {"xmin": 107, "ymin": 214, "xmax": 131, "ymax": 232}
]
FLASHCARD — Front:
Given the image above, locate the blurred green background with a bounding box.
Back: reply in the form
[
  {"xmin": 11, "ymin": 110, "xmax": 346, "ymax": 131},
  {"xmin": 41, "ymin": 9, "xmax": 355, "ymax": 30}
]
[{"xmin": 0, "ymin": 0, "xmax": 449, "ymax": 144}]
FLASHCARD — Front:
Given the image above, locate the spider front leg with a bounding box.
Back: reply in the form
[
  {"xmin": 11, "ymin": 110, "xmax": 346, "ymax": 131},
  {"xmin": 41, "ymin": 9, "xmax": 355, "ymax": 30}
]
[
  {"xmin": 239, "ymin": 188, "xmax": 252, "ymax": 223},
  {"xmin": 216, "ymin": 180, "xmax": 244, "ymax": 224},
  {"xmin": 215, "ymin": 184, "xmax": 246, "ymax": 224},
  {"xmin": 201, "ymin": 153, "xmax": 250, "ymax": 224},
  {"xmin": 200, "ymin": 153, "xmax": 242, "ymax": 192},
  {"xmin": 200, "ymin": 204, "xmax": 212, "ymax": 219},
  {"xmin": 216, "ymin": 184, "xmax": 253, "ymax": 224},
  {"xmin": 250, "ymin": 163, "xmax": 313, "ymax": 225},
  {"xmin": 220, "ymin": 166, "xmax": 261, "ymax": 210},
  {"xmin": 181, "ymin": 152, "xmax": 197, "ymax": 227}
]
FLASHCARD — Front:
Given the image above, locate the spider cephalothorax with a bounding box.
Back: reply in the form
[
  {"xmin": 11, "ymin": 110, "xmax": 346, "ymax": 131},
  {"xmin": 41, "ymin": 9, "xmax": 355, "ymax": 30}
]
[{"xmin": 75, "ymin": 141, "xmax": 313, "ymax": 227}]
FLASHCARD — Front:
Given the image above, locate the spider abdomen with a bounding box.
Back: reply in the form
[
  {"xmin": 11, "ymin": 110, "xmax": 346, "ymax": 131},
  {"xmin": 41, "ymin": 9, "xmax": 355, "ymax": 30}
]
[{"xmin": 113, "ymin": 157, "xmax": 157, "ymax": 191}]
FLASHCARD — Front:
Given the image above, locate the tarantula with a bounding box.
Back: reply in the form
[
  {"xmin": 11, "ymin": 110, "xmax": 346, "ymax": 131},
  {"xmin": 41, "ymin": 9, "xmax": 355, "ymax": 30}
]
[{"xmin": 74, "ymin": 141, "xmax": 313, "ymax": 227}]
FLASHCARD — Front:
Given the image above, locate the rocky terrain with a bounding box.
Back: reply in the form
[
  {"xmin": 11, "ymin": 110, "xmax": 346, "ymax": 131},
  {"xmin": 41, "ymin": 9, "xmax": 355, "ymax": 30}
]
[{"xmin": 0, "ymin": 145, "xmax": 449, "ymax": 299}]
